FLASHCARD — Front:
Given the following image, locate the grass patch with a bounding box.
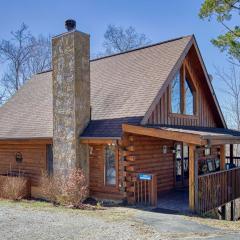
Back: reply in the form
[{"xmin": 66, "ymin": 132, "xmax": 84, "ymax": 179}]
[
  {"xmin": 184, "ymin": 215, "xmax": 240, "ymax": 231},
  {"xmin": 0, "ymin": 198, "xmax": 134, "ymax": 222},
  {"xmin": 0, "ymin": 198, "xmax": 53, "ymax": 209}
]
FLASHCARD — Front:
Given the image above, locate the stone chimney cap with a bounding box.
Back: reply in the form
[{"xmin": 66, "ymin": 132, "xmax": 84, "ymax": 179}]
[{"xmin": 65, "ymin": 19, "xmax": 76, "ymax": 31}]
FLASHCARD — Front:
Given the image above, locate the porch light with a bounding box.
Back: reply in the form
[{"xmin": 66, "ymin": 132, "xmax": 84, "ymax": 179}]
[
  {"xmin": 89, "ymin": 146, "xmax": 93, "ymax": 155},
  {"xmin": 217, "ymin": 147, "xmax": 221, "ymax": 156},
  {"xmin": 163, "ymin": 145, "xmax": 167, "ymax": 154},
  {"xmin": 204, "ymin": 145, "xmax": 211, "ymax": 156},
  {"xmin": 170, "ymin": 146, "xmax": 176, "ymax": 153}
]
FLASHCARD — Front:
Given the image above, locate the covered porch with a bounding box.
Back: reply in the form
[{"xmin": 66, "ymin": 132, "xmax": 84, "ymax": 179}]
[{"xmin": 122, "ymin": 124, "xmax": 240, "ymax": 217}]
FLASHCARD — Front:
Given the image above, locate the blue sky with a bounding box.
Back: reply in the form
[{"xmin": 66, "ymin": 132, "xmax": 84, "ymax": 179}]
[{"xmin": 0, "ymin": 0, "xmax": 235, "ymax": 102}]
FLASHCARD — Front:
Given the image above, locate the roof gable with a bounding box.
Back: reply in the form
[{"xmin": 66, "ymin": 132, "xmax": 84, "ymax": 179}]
[{"xmin": 141, "ymin": 36, "xmax": 226, "ymax": 128}]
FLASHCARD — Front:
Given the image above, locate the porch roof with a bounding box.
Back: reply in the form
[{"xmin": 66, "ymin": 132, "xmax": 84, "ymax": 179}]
[{"xmin": 122, "ymin": 124, "xmax": 240, "ymax": 146}]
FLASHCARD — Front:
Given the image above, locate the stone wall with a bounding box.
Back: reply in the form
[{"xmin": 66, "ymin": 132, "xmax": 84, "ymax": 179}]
[{"xmin": 52, "ymin": 30, "xmax": 90, "ymax": 180}]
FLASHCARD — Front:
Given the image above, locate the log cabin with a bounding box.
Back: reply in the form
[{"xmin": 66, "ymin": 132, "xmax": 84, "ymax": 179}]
[{"xmin": 0, "ymin": 20, "xmax": 240, "ymax": 216}]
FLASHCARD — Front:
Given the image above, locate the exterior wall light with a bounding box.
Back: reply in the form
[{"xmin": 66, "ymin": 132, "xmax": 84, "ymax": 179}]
[
  {"xmin": 170, "ymin": 146, "xmax": 176, "ymax": 153},
  {"xmin": 16, "ymin": 152, "xmax": 23, "ymax": 163},
  {"xmin": 89, "ymin": 146, "xmax": 93, "ymax": 155},
  {"xmin": 163, "ymin": 145, "xmax": 168, "ymax": 154}
]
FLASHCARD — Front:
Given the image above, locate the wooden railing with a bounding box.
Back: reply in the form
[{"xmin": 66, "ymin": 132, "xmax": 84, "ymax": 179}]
[
  {"xmin": 197, "ymin": 167, "xmax": 240, "ymax": 214},
  {"xmin": 226, "ymin": 156, "xmax": 240, "ymax": 167},
  {"xmin": 132, "ymin": 173, "xmax": 157, "ymax": 207}
]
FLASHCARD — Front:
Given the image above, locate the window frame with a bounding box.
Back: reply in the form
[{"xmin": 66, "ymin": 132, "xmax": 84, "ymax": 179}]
[
  {"xmin": 104, "ymin": 144, "xmax": 118, "ymax": 187},
  {"xmin": 170, "ymin": 64, "xmax": 197, "ymax": 116}
]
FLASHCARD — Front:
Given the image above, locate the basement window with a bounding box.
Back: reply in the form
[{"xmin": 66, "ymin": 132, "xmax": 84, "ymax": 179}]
[{"xmin": 104, "ymin": 144, "xmax": 116, "ymax": 186}]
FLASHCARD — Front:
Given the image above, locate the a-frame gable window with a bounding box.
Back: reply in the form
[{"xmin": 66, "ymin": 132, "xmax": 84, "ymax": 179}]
[
  {"xmin": 171, "ymin": 65, "xmax": 196, "ymax": 116},
  {"xmin": 171, "ymin": 71, "xmax": 181, "ymax": 114},
  {"xmin": 185, "ymin": 77, "xmax": 194, "ymax": 115}
]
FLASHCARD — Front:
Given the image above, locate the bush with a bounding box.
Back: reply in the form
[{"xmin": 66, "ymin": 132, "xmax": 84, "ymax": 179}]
[
  {"xmin": 40, "ymin": 172, "xmax": 61, "ymax": 204},
  {"xmin": 62, "ymin": 169, "xmax": 88, "ymax": 207},
  {"xmin": 40, "ymin": 169, "xmax": 88, "ymax": 208},
  {"xmin": 0, "ymin": 176, "xmax": 27, "ymax": 200}
]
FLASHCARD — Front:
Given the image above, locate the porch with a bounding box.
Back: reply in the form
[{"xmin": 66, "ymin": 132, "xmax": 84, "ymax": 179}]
[
  {"xmin": 157, "ymin": 188, "xmax": 189, "ymax": 213},
  {"xmin": 122, "ymin": 124, "xmax": 240, "ymax": 218}
]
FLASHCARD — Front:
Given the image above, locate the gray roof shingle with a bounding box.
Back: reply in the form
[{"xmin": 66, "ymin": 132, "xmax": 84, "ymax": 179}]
[
  {"xmin": 90, "ymin": 36, "xmax": 192, "ymax": 120},
  {"xmin": 0, "ymin": 72, "xmax": 53, "ymax": 139},
  {"xmin": 0, "ymin": 35, "xmax": 197, "ymax": 139},
  {"xmin": 80, "ymin": 117, "xmax": 143, "ymax": 138}
]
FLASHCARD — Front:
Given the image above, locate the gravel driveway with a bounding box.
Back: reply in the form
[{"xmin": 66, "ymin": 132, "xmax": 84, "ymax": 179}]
[{"xmin": 0, "ymin": 200, "xmax": 240, "ymax": 240}]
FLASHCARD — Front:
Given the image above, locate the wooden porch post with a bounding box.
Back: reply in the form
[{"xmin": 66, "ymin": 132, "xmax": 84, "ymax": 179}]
[
  {"xmin": 230, "ymin": 144, "xmax": 234, "ymax": 164},
  {"xmin": 220, "ymin": 145, "xmax": 225, "ymax": 170},
  {"xmin": 230, "ymin": 144, "xmax": 235, "ymax": 221},
  {"xmin": 220, "ymin": 144, "xmax": 226, "ymax": 219},
  {"xmin": 189, "ymin": 144, "xmax": 197, "ymax": 211}
]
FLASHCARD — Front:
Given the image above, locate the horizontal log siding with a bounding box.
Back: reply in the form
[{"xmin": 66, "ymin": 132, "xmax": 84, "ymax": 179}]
[
  {"xmin": 123, "ymin": 134, "xmax": 175, "ymax": 196},
  {"xmin": 89, "ymin": 144, "xmax": 124, "ymax": 200},
  {"xmin": 0, "ymin": 143, "xmax": 47, "ymax": 186}
]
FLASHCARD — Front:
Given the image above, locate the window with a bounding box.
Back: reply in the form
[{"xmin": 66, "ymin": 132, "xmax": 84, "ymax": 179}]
[
  {"xmin": 171, "ymin": 71, "xmax": 181, "ymax": 114},
  {"xmin": 171, "ymin": 67, "xmax": 196, "ymax": 115},
  {"xmin": 47, "ymin": 144, "xmax": 53, "ymax": 175},
  {"xmin": 185, "ymin": 78, "xmax": 194, "ymax": 115},
  {"xmin": 105, "ymin": 144, "xmax": 116, "ymax": 186}
]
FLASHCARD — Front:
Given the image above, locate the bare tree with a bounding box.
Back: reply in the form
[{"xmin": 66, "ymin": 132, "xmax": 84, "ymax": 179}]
[
  {"xmin": 0, "ymin": 23, "xmax": 51, "ymax": 102},
  {"xmin": 100, "ymin": 25, "xmax": 150, "ymax": 56},
  {"xmin": 26, "ymin": 35, "xmax": 51, "ymax": 77},
  {"xmin": 216, "ymin": 63, "xmax": 240, "ymax": 130}
]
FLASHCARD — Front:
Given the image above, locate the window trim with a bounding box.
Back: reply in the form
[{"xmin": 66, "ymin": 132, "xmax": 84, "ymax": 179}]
[{"xmin": 103, "ymin": 144, "xmax": 118, "ymax": 188}]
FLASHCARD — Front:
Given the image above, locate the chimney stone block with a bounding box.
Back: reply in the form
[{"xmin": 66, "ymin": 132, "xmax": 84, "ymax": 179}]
[{"xmin": 52, "ymin": 30, "xmax": 90, "ymax": 180}]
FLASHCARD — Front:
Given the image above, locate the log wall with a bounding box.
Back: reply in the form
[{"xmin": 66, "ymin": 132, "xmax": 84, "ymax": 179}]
[
  {"xmin": 0, "ymin": 142, "xmax": 48, "ymax": 187},
  {"xmin": 122, "ymin": 133, "xmax": 175, "ymax": 202},
  {"xmin": 89, "ymin": 143, "xmax": 124, "ymax": 200}
]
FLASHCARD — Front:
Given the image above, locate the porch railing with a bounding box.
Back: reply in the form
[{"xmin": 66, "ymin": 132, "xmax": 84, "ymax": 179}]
[
  {"xmin": 226, "ymin": 156, "xmax": 240, "ymax": 167},
  {"xmin": 197, "ymin": 167, "xmax": 240, "ymax": 214},
  {"xmin": 132, "ymin": 173, "xmax": 157, "ymax": 207}
]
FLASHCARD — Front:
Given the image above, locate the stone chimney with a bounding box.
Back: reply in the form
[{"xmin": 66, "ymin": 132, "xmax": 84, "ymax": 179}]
[{"xmin": 52, "ymin": 20, "xmax": 90, "ymax": 180}]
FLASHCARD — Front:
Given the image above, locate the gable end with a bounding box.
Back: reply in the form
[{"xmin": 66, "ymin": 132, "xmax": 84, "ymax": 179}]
[{"xmin": 142, "ymin": 36, "xmax": 226, "ymax": 128}]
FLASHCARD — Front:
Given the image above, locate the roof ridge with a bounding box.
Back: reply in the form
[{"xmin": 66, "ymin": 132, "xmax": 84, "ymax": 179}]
[
  {"xmin": 91, "ymin": 34, "xmax": 193, "ymax": 62},
  {"xmin": 36, "ymin": 69, "xmax": 52, "ymax": 75},
  {"xmin": 36, "ymin": 34, "xmax": 193, "ymax": 75}
]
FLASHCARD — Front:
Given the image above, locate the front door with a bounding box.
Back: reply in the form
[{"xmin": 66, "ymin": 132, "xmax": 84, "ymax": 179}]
[{"xmin": 175, "ymin": 143, "xmax": 189, "ymax": 188}]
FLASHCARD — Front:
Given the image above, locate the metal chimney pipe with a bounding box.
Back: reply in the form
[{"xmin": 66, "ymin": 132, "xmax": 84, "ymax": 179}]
[{"xmin": 65, "ymin": 19, "xmax": 76, "ymax": 31}]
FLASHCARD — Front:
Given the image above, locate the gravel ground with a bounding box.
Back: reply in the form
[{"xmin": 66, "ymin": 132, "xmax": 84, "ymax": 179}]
[
  {"xmin": 0, "ymin": 201, "xmax": 159, "ymax": 240},
  {"xmin": 0, "ymin": 200, "xmax": 240, "ymax": 240}
]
